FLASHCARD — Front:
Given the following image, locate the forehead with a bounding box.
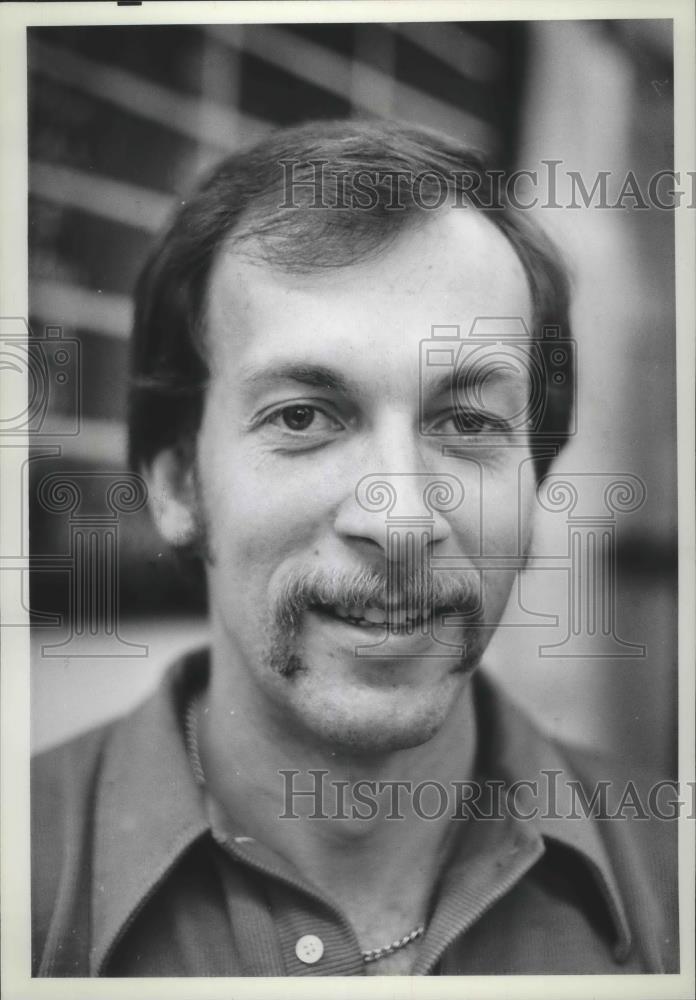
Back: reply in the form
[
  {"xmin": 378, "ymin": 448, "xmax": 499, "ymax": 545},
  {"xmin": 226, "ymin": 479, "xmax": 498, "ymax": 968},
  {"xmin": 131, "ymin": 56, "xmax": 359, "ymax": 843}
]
[{"xmin": 205, "ymin": 209, "xmax": 533, "ymax": 382}]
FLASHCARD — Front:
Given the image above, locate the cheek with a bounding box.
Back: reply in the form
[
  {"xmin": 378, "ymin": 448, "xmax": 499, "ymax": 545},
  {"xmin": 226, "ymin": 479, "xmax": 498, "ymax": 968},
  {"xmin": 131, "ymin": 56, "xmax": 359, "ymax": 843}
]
[
  {"xmin": 207, "ymin": 478, "xmax": 319, "ymax": 566},
  {"xmin": 449, "ymin": 457, "xmax": 533, "ymax": 557},
  {"xmin": 197, "ymin": 447, "xmax": 330, "ymax": 573}
]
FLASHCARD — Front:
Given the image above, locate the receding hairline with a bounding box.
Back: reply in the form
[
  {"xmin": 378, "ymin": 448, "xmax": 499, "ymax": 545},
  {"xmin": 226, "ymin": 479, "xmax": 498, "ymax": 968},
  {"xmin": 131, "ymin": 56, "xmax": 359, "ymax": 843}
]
[{"xmin": 200, "ymin": 204, "xmax": 534, "ymax": 360}]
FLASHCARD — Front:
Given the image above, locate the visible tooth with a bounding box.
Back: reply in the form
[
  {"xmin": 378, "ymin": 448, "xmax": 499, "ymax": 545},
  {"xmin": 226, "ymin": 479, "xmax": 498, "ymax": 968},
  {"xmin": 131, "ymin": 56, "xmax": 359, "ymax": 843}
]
[
  {"xmin": 362, "ymin": 606, "xmax": 386, "ymax": 624},
  {"xmin": 349, "ymin": 606, "xmax": 364, "ymax": 619},
  {"xmin": 390, "ymin": 609, "xmax": 408, "ymax": 625},
  {"xmin": 334, "ymin": 605, "xmax": 349, "ymax": 618}
]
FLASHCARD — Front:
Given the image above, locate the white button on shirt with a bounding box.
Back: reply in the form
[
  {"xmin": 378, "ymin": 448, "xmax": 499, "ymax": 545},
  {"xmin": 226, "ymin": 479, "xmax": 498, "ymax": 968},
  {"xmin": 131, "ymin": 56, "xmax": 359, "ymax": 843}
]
[{"xmin": 295, "ymin": 934, "xmax": 324, "ymax": 964}]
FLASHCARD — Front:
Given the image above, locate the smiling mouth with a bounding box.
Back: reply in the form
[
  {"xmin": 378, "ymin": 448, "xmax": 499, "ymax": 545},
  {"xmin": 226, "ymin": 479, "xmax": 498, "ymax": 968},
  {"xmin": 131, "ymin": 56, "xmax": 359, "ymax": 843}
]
[{"xmin": 311, "ymin": 602, "xmax": 456, "ymax": 630}]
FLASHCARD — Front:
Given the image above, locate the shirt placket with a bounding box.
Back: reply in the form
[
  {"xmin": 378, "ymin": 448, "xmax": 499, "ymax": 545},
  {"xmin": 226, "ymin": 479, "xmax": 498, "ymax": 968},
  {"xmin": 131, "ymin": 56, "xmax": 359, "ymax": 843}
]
[{"xmin": 212, "ymin": 827, "xmax": 366, "ymax": 976}]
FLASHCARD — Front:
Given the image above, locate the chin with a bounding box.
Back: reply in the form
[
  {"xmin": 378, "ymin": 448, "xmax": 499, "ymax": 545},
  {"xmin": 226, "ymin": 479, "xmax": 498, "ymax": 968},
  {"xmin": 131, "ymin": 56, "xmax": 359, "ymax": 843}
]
[
  {"xmin": 331, "ymin": 721, "xmax": 444, "ymax": 757},
  {"xmin": 286, "ymin": 680, "xmax": 468, "ymax": 758}
]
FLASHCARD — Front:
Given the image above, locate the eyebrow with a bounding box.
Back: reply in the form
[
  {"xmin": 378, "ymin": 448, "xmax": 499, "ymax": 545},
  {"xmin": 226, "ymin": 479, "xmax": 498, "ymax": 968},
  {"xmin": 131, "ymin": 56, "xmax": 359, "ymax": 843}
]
[
  {"xmin": 426, "ymin": 366, "xmax": 528, "ymax": 401},
  {"xmin": 239, "ymin": 359, "xmax": 528, "ymax": 401},
  {"xmin": 239, "ymin": 362, "xmax": 355, "ymax": 395}
]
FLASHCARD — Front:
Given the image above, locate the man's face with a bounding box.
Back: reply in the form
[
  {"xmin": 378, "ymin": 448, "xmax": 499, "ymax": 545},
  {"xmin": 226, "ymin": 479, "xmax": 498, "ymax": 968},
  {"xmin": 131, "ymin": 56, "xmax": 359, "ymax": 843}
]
[{"xmin": 194, "ymin": 209, "xmax": 535, "ymax": 755}]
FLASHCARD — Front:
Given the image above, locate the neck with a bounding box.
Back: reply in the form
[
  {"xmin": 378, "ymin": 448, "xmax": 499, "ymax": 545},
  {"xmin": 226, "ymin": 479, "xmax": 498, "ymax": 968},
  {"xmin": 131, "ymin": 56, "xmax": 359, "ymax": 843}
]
[{"xmin": 196, "ymin": 640, "xmax": 478, "ymax": 938}]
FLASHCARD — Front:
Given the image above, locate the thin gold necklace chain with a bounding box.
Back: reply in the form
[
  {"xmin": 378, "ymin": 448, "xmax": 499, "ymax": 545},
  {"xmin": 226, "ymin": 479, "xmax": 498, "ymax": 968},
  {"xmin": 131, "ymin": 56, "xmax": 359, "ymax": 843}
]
[{"xmin": 183, "ymin": 692, "xmax": 426, "ymax": 964}]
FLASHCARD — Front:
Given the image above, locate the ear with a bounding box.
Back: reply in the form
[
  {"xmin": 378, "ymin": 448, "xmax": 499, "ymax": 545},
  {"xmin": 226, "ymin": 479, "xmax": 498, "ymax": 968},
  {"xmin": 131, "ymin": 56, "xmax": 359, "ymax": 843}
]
[{"xmin": 143, "ymin": 444, "xmax": 199, "ymax": 548}]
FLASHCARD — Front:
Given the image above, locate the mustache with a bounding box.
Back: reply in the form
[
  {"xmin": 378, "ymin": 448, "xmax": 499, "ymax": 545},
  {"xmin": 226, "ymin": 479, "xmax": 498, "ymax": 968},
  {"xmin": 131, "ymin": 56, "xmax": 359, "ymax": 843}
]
[{"xmin": 273, "ymin": 566, "xmax": 482, "ymax": 633}]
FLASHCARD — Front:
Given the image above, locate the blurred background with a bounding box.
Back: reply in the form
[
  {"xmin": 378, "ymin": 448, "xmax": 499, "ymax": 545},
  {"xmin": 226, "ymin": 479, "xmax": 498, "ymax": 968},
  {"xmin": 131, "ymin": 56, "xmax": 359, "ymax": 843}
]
[{"xmin": 27, "ymin": 19, "xmax": 677, "ymax": 774}]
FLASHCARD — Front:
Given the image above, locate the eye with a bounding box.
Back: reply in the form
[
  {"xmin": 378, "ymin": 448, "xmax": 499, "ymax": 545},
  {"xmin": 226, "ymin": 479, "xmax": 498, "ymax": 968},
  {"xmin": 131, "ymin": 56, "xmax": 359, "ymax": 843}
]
[
  {"xmin": 261, "ymin": 403, "xmax": 346, "ymax": 442},
  {"xmin": 280, "ymin": 405, "xmax": 317, "ymax": 431}
]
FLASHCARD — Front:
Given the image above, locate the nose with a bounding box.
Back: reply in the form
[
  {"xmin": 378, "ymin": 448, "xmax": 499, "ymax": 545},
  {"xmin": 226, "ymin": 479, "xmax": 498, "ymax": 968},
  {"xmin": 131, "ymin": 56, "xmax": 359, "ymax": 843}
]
[{"xmin": 333, "ymin": 420, "xmax": 461, "ymax": 557}]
